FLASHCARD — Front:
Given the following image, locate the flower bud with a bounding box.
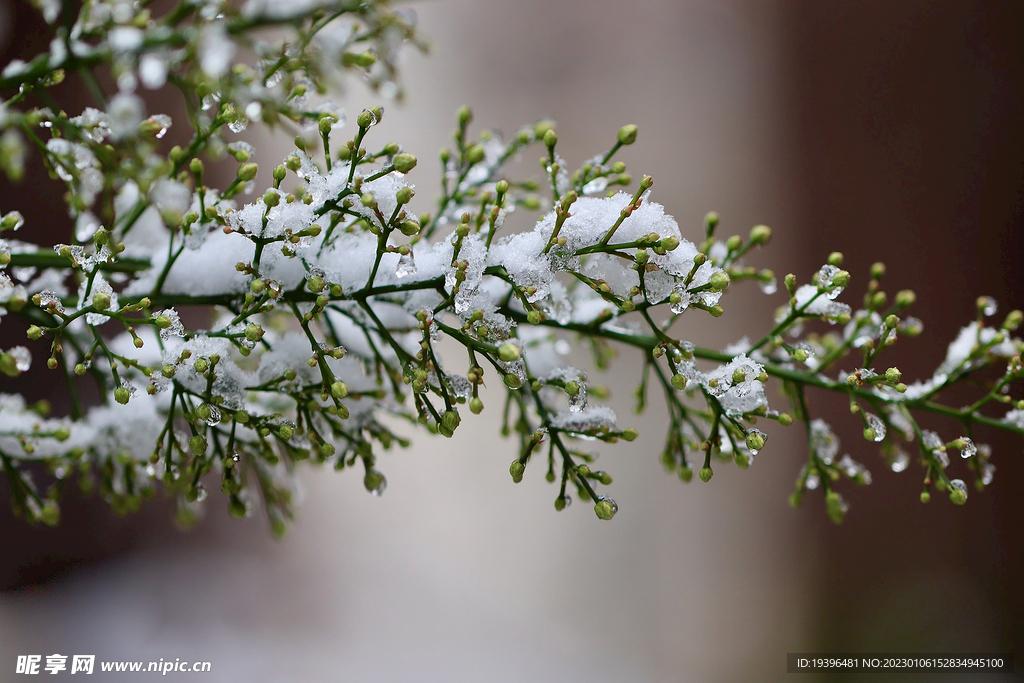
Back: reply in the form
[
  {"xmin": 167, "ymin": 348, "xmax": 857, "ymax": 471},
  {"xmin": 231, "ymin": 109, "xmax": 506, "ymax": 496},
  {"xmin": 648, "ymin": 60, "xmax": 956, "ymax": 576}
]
[
  {"xmin": 92, "ymin": 292, "xmax": 111, "ymax": 311},
  {"xmin": 189, "ymin": 435, "xmax": 207, "ymax": 455},
  {"xmin": 698, "ymin": 466, "xmax": 714, "ymax": 483},
  {"xmin": 497, "ymin": 342, "xmax": 520, "ymax": 362},
  {"xmin": 709, "ymin": 271, "xmax": 730, "ymax": 292},
  {"xmin": 509, "ymin": 460, "xmax": 525, "ymax": 483},
  {"xmin": 330, "ymin": 381, "xmax": 348, "ymax": 399},
  {"xmin": 617, "ymin": 124, "xmax": 638, "ymax": 145},
  {"xmin": 237, "ymin": 163, "xmax": 259, "ymax": 182},
  {"xmin": 470, "ymin": 397, "xmax": 484, "ymax": 414},
  {"xmin": 745, "ymin": 430, "xmax": 766, "ymax": 452},
  {"xmin": 244, "ymin": 323, "xmax": 264, "ymax": 342},
  {"xmin": 749, "ymin": 224, "xmax": 772, "ymax": 245},
  {"xmin": 114, "ymin": 387, "xmax": 130, "ymax": 404},
  {"xmin": 392, "ymin": 153, "xmax": 417, "ymax": 173},
  {"xmin": 593, "ymin": 497, "xmax": 617, "ymax": 520}
]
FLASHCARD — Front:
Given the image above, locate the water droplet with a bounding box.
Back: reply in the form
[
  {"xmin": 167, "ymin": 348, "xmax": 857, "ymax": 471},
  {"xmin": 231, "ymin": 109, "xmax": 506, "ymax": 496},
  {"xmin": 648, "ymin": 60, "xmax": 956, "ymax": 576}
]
[
  {"xmin": 817, "ymin": 264, "xmax": 843, "ymax": 299},
  {"xmin": 228, "ymin": 117, "xmax": 248, "ymax": 134},
  {"xmin": 890, "ymin": 449, "xmax": 909, "ymax": 472},
  {"xmin": 958, "ymin": 436, "xmax": 976, "ymax": 458},
  {"xmin": 395, "ymin": 251, "xmax": 416, "ymax": 278},
  {"xmin": 9, "ymin": 346, "xmax": 31, "ymax": 371},
  {"xmin": 979, "ymin": 296, "xmax": 997, "ymax": 317},
  {"xmin": 866, "ymin": 413, "xmax": 886, "ymax": 441},
  {"xmin": 195, "ymin": 483, "xmax": 208, "ymax": 502},
  {"xmin": 759, "ymin": 277, "xmax": 778, "ymax": 295},
  {"xmin": 948, "ymin": 478, "xmax": 968, "ymax": 501},
  {"xmin": 980, "ymin": 461, "xmax": 995, "ymax": 486}
]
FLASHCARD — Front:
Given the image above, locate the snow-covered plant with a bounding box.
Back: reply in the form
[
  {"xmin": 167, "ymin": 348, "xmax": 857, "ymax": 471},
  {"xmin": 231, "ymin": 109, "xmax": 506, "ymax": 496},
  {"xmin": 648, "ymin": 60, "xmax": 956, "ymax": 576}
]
[{"xmin": 1, "ymin": 0, "xmax": 1022, "ymax": 532}]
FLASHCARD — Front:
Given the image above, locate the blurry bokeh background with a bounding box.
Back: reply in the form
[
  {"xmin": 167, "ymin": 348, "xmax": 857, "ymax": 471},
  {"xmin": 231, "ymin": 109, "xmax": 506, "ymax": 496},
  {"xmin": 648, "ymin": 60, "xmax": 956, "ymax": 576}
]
[{"xmin": 1, "ymin": 0, "xmax": 1022, "ymax": 681}]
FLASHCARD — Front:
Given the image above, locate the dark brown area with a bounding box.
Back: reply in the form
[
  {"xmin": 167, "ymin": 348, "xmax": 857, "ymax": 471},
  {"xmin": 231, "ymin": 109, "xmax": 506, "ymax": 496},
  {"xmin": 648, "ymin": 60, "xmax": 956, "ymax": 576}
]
[{"xmin": 780, "ymin": 0, "xmax": 1024, "ymax": 663}]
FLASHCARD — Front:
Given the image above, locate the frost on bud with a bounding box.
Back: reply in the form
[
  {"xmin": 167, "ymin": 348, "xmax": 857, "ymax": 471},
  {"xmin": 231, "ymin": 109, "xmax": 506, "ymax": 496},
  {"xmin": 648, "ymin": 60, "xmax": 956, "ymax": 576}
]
[
  {"xmin": 594, "ymin": 496, "xmax": 617, "ymax": 520},
  {"xmin": 237, "ymin": 162, "xmax": 258, "ymax": 182},
  {"xmin": 114, "ymin": 387, "xmax": 130, "ymax": 404},
  {"xmin": 497, "ymin": 342, "xmax": 520, "ymax": 362},
  {"xmin": 392, "ymin": 153, "xmax": 417, "ymax": 173},
  {"xmin": 189, "ymin": 435, "xmax": 207, "ymax": 456},
  {"xmin": 91, "ymin": 292, "xmax": 111, "ymax": 311},
  {"xmin": 509, "ymin": 460, "xmax": 525, "ymax": 483},
  {"xmin": 749, "ymin": 224, "xmax": 772, "ymax": 245},
  {"xmin": 154, "ymin": 315, "xmax": 173, "ymax": 329},
  {"xmin": 698, "ymin": 466, "xmax": 714, "ymax": 483},
  {"xmin": 617, "ymin": 124, "xmax": 638, "ymax": 145}
]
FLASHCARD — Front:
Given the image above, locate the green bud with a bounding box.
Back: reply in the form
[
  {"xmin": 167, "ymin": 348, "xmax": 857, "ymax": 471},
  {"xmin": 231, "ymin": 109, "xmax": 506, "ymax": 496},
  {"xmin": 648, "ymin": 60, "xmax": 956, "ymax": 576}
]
[
  {"xmin": 39, "ymin": 502, "xmax": 60, "ymax": 526},
  {"xmin": 617, "ymin": 124, "xmax": 638, "ymax": 145},
  {"xmin": 698, "ymin": 466, "xmax": 714, "ymax": 483},
  {"xmin": 745, "ymin": 431, "xmax": 766, "ymax": 452},
  {"xmin": 621, "ymin": 428, "xmax": 638, "ymax": 441},
  {"xmin": 91, "ymin": 292, "xmax": 111, "ymax": 311},
  {"xmin": 543, "ymin": 129, "xmax": 558, "ymax": 148},
  {"xmin": 189, "ymin": 435, "xmax": 207, "ymax": 455},
  {"xmin": 27, "ymin": 325, "xmax": 44, "ymax": 340},
  {"xmin": 509, "ymin": 460, "xmax": 525, "ymax": 483},
  {"xmin": 920, "ymin": 490, "xmax": 931, "ymax": 504},
  {"xmin": 885, "ymin": 367, "xmax": 901, "ymax": 383},
  {"xmin": 331, "ymin": 381, "xmax": 348, "ymax": 399},
  {"xmin": 193, "ymin": 358, "xmax": 209, "ymax": 373},
  {"xmin": 395, "ymin": 186, "xmax": 415, "ymax": 205},
  {"xmin": 244, "ymin": 323, "xmax": 264, "ymax": 342},
  {"xmin": 466, "ymin": 144, "xmax": 486, "ymax": 165},
  {"xmin": 749, "ymin": 224, "xmax": 772, "ymax": 245},
  {"xmin": 503, "ymin": 373, "xmax": 522, "ymax": 389},
  {"xmin": 709, "ymin": 271, "xmax": 730, "ymax": 292},
  {"xmin": 670, "ymin": 373, "xmax": 688, "ymax": 391},
  {"xmin": 594, "ymin": 497, "xmax": 617, "ymax": 520},
  {"xmin": 154, "ymin": 315, "xmax": 173, "ymax": 329},
  {"xmin": 948, "ymin": 479, "xmax": 968, "ymax": 505},
  {"xmin": 114, "ymin": 387, "xmax": 130, "ymax": 404},
  {"xmin": 497, "ymin": 342, "xmax": 521, "ymax": 362},
  {"xmin": 237, "ymin": 162, "xmax": 259, "ymax": 182},
  {"xmin": 392, "ymin": 153, "xmax": 417, "ymax": 173},
  {"xmin": 470, "ymin": 397, "xmax": 484, "ymax": 414},
  {"xmin": 660, "ymin": 236, "xmax": 679, "ymax": 251}
]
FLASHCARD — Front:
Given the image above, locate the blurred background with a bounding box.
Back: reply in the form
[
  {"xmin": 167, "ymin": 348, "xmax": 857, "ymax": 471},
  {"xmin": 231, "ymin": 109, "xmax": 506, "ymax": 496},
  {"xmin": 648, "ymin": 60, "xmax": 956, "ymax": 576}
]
[{"xmin": 1, "ymin": 0, "xmax": 1022, "ymax": 680}]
